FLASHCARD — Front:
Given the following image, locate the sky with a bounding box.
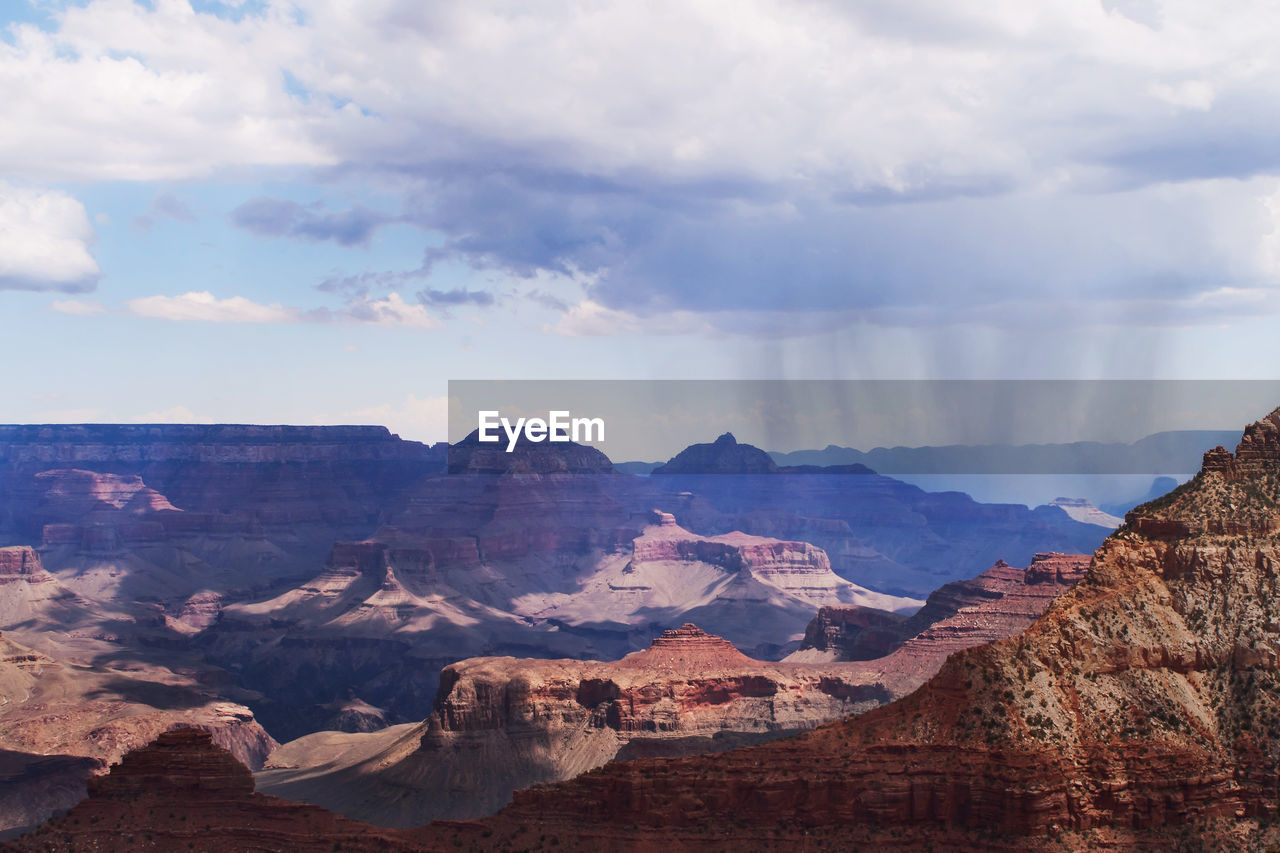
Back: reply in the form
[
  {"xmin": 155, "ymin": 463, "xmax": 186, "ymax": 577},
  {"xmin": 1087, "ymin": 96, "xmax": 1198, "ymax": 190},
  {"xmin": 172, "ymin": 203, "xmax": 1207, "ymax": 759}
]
[{"xmin": 5, "ymin": 0, "xmax": 1280, "ymax": 444}]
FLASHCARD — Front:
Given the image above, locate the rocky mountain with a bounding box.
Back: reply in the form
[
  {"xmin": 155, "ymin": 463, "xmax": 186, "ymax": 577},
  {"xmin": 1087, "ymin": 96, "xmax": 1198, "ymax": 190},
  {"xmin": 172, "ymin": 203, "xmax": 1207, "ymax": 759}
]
[
  {"xmin": 791, "ymin": 603, "xmax": 908, "ymax": 661},
  {"xmin": 0, "ymin": 542, "xmax": 284, "ymax": 837},
  {"xmin": 1045, "ymin": 497, "xmax": 1123, "ymax": 529},
  {"xmin": 0, "ymin": 623, "xmax": 276, "ymax": 838},
  {"xmin": 0, "ymin": 424, "xmax": 444, "ymax": 536},
  {"xmin": 203, "ymin": 511, "xmax": 918, "ymax": 739},
  {"xmin": 0, "ymin": 422, "xmax": 1113, "ymax": 816},
  {"xmin": 787, "ymin": 552, "xmax": 1089, "ymax": 664},
  {"xmin": 768, "ymin": 429, "xmax": 1244, "ymax": 474},
  {"xmin": 417, "ymin": 407, "xmax": 1280, "ymax": 851},
  {"xmin": 256, "ymin": 623, "xmax": 894, "ymax": 827},
  {"xmin": 1, "ymin": 729, "xmax": 424, "ymax": 853},
  {"xmin": 447, "ymin": 428, "xmax": 617, "ymax": 475},
  {"xmin": 0, "ymin": 425, "xmax": 447, "ymax": 623},
  {"xmin": 255, "ymin": 553, "xmax": 1082, "ymax": 829},
  {"xmin": 513, "ymin": 510, "xmax": 920, "ymax": 656},
  {"xmin": 658, "ymin": 466, "xmax": 1104, "ymax": 596},
  {"xmin": 2, "ymin": 546, "xmax": 1089, "ymax": 845},
  {"xmin": 653, "ymin": 432, "xmax": 783, "ymax": 474}
]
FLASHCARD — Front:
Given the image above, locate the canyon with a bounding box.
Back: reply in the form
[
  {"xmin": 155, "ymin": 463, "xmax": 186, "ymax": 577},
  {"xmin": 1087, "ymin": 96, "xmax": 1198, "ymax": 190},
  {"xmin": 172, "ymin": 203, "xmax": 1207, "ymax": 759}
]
[
  {"xmin": 0, "ymin": 423, "xmax": 1110, "ymax": 837},
  {"xmin": 255, "ymin": 552, "xmax": 1085, "ymax": 827},
  {"xmin": 410, "ymin": 407, "xmax": 1280, "ymax": 851},
  {"xmin": 1, "ymin": 729, "xmax": 422, "ymax": 853}
]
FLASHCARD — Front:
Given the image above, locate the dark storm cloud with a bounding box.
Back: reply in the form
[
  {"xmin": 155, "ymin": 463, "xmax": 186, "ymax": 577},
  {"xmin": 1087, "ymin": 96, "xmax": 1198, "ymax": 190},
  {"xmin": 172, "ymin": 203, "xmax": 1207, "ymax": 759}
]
[
  {"xmin": 416, "ymin": 287, "xmax": 495, "ymax": 307},
  {"xmin": 232, "ymin": 197, "xmax": 393, "ymax": 247},
  {"xmin": 378, "ymin": 145, "xmax": 1272, "ymax": 329}
]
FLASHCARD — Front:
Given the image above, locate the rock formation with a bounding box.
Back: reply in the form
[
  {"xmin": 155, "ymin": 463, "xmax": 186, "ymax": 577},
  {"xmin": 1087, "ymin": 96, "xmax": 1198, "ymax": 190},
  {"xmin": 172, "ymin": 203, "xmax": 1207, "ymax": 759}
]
[
  {"xmin": 0, "ymin": 621, "xmax": 277, "ymax": 836},
  {"xmin": 447, "ymin": 428, "xmax": 616, "ymax": 475},
  {"xmin": 257, "ymin": 552, "xmax": 1083, "ymax": 830},
  {"xmin": 648, "ymin": 436, "xmax": 1108, "ymax": 597},
  {"xmin": 1046, "ymin": 497, "xmax": 1124, "ymax": 529},
  {"xmin": 256, "ymin": 623, "xmax": 892, "ymax": 826},
  {"xmin": 2, "ymin": 729, "xmax": 423, "ymax": 852},
  {"xmin": 0, "ymin": 546, "xmax": 89, "ymax": 629},
  {"xmin": 417, "ymin": 406, "xmax": 1280, "ymax": 851},
  {"xmin": 518, "ymin": 512, "xmax": 920, "ymax": 659},
  {"xmin": 0, "ymin": 421, "xmax": 1111, "ymax": 825},
  {"xmin": 792, "ymin": 604, "xmax": 909, "ymax": 661},
  {"xmin": 652, "ymin": 432, "xmax": 781, "ymax": 474},
  {"xmin": 788, "ymin": 553, "xmax": 1088, "ymax": 665}
]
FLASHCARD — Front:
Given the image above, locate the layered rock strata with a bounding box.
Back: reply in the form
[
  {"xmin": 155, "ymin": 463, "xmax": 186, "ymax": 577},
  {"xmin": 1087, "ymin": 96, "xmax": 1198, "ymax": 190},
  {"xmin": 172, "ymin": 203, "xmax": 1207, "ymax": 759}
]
[
  {"xmin": 3, "ymin": 729, "xmax": 422, "ymax": 852},
  {"xmin": 258, "ymin": 550, "xmax": 1085, "ymax": 831},
  {"xmin": 418, "ymin": 407, "xmax": 1280, "ymax": 851}
]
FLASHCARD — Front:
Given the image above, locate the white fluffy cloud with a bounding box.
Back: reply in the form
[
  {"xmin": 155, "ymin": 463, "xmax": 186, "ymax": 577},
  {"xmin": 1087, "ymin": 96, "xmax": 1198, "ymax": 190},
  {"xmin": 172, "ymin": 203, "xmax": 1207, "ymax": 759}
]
[
  {"xmin": 119, "ymin": 289, "xmax": 440, "ymax": 327},
  {"xmin": 10, "ymin": 1, "xmax": 1280, "ymax": 328},
  {"xmin": 125, "ymin": 291, "xmax": 297, "ymax": 323},
  {"xmin": 0, "ymin": 0, "xmax": 338, "ymax": 181},
  {"xmin": 549, "ymin": 300, "xmax": 715, "ymax": 337},
  {"xmin": 127, "ymin": 405, "xmax": 214, "ymax": 423},
  {"xmin": 334, "ymin": 292, "xmax": 441, "ymax": 328},
  {"xmin": 312, "ymin": 394, "xmax": 448, "ymax": 444},
  {"xmin": 2, "ymin": 1, "xmax": 1277, "ymax": 190},
  {"xmin": 0, "ymin": 182, "xmax": 99, "ymax": 291}
]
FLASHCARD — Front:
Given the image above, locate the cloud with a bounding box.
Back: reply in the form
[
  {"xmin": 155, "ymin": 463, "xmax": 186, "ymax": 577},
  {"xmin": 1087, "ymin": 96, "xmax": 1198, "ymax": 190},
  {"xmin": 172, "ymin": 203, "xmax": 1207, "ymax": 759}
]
[
  {"xmin": 317, "ymin": 269, "xmax": 497, "ymax": 312},
  {"xmin": 549, "ymin": 300, "xmax": 714, "ymax": 337},
  {"xmin": 50, "ymin": 298, "xmax": 107, "ymax": 316},
  {"xmin": 11, "ymin": 2, "xmax": 1280, "ymax": 329},
  {"xmin": 312, "ymin": 394, "xmax": 448, "ymax": 444},
  {"xmin": 121, "ymin": 290, "xmax": 440, "ymax": 328},
  {"xmin": 134, "ymin": 190, "xmax": 197, "ymax": 230},
  {"xmin": 231, "ymin": 196, "xmax": 392, "ymax": 246},
  {"xmin": 416, "ymin": 287, "xmax": 494, "ymax": 307},
  {"xmin": 127, "ymin": 405, "xmax": 214, "ymax": 424},
  {"xmin": 125, "ymin": 291, "xmax": 298, "ymax": 323},
  {"xmin": 0, "ymin": 182, "xmax": 99, "ymax": 292},
  {"xmin": 335, "ymin": 292, "xmax": 441, "ymax": 328},
  {"xmin": 0, "ymin": 1, "xmax": 341, "ymax": 181}
]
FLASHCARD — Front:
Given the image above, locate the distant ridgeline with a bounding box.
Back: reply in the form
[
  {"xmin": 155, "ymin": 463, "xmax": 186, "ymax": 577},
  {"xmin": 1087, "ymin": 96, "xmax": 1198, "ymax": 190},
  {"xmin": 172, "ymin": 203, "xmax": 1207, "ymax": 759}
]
[
  {"xmin": 0, "ymin": 424, "xmax": 446, "ymax": 465},
  {"xmin": 768, "ymin": 429, "xmax": 1244, "ymax": 474}
]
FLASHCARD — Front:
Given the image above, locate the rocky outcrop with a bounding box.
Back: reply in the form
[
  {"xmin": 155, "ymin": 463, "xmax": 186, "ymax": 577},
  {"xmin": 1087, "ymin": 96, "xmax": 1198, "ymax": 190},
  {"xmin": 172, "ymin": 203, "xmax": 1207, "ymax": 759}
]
[
  {"xmin": 0, "ymin": 546, "xmax": 90, "ymax": 628},
  {"xmin": 0, "ymin": 629, "xmax": 278, "ymax": 836},
  {"xmin": 1046, "ymin": 497, "xmax": 1123, "ymax": 528},
  {"xmin": 629, "ymin": 522, "xmax": 834, "ymax": 580},
  {"xmin": 789, "ymin": 553, "xmax": 1089, "ymax": 665},
  {"xmin": 419, "ymin": 406, "xmax": 1280, "ymax": 851},
  {"xmin": 652, "ymin": 453, "xmax": 1108, "ymax": 596},
  {"xmin": 518, "ymin": 515, "xmax": 920, "ymax": 659},
  {"xmin": 257, "ymin": 624, "xmax": 894, "ymax": 827},
  {"xmin": 653, "ymin": 432, "xmax": 780, "ymax": 474},
  {"xmin": 258, "ymin": 551, "xmax": 1086, "ymax": 832},
  {"xmin": 429, "ymin": 623, "xmax": 890, "ymax": 737},
  {"xmin": 86, "ymin": 727, "xmax": 255, "ymax": 799},
  {"xmin": 322, "ymin": 692, "xmax": 390, "ymax": 733},
  {"xmin": 794, "ymin": 604, "xmax": 909, "ymax": 661},
  {"xmin": 447, "ymin": 429, "xmax": 616, "ymax": 475},
  {"xmin": 0, "ymin": 425, "xmax": 445, "ymax": 549},
  {"xmin": 3, "ymin": 729, "xmax": 424, "ymax": 852},
  {"xmin": 0, "ymin": 546, "xmax": 50, "ymax": 579},
  {"xmin": 0, "ymin": 423, "xmax": 1107, "ymax": 753}
]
